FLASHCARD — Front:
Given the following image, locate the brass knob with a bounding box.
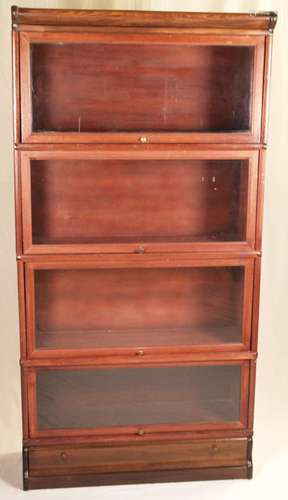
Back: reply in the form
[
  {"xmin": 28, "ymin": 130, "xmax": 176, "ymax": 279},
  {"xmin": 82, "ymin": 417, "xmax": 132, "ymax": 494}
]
[
  {"xmin": 60, "ymin": 452, "xmax": 68, "ymax": 461},
  {"xmin": 211, "ymin": 444, "xmax": 218, "ymax": 454},
  {"xmin": 136, "ymin": 349, "xmax": 144, "ymax": 357},
  {"xmin": 137, "ymin": 428, "xmax": 145, "ymax": 436},
  {"xmin": 135, "ymin": 246, "xmax": 145, "ymax": 254},
  {"xmin": 139, "ymin": 136, "xmax": 148, "ymax": 143}
]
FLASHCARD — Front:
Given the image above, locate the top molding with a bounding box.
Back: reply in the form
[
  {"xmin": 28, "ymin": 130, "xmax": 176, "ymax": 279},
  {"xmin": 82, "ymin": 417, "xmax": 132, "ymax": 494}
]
[{"xmin": 11, "ymin": 7, "xmax": 277, "ymax": 33}]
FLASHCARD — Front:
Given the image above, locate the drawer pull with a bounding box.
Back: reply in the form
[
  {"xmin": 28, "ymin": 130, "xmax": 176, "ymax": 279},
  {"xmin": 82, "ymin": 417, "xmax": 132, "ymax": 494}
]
[
  {"xmin": 136, "ymin": 349, "xmax": 145, "ymax": 357},
  {"xmin": 60, "ymin": 452, "xmax": 68, "ymax": 461},
  {"xmin": 137, "ymin": 428, "xmax": 145, "ymax": 436},
  {"xmin": 139, "ymin": 136, "xmax": 148, "ymax": 143}
]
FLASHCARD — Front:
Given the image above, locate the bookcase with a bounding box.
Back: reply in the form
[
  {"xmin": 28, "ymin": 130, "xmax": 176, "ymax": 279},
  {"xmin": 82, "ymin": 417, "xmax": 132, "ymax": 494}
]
[{"xmin": 12, "ymin": 7, "xmax": 277, "ymax": 490}]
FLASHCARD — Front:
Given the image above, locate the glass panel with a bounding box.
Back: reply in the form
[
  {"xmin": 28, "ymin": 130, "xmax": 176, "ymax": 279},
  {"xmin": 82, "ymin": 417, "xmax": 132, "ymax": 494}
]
[
  {"xmin": 30, "ymin": 159, "xmax": 249, "ymax": 245},
  {"xmin": 31, "ymin": 43, "xmax": 253, "ymax": 133},
  {"xmin": 36, "ymin": 365, "xmax": 241, "ymax": 430},
  {"xmin": 34, "ymin": 267, "xmax": 244, "ymax": 350}
]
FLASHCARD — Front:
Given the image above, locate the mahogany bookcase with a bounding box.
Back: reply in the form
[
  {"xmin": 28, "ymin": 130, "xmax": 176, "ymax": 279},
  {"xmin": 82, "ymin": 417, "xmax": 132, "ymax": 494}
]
[{"xmin": 12, "ymin": 7, "xmax": 277, "ymax": 490}]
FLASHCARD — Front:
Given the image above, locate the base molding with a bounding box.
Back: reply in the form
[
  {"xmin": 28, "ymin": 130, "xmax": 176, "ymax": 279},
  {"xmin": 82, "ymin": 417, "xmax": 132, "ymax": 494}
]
[
  {"xmin": 24, "ymin": 465, "xmax": 252, "ymax": 490},
  {"xmin": 23, "ymin": 437, "xmax": 253, "ymax": 490}
]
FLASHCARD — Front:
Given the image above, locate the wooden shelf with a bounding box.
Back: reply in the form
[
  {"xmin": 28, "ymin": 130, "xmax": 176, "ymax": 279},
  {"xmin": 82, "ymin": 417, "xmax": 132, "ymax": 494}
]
[{"xmin": 36, "ymin": 325, "xmax": 241, "ymax": 350}]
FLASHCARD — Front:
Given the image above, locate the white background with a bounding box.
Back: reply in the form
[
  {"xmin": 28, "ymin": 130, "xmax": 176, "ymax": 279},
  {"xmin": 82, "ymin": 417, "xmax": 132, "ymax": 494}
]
[{"xmin": 0, "ymin": 0, "xmax": 287, "ymax": 498}]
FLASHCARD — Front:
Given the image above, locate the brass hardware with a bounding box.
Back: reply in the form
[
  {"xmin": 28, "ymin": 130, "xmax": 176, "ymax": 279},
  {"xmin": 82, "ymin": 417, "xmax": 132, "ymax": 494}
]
[
  {"xmin": 60, "ymin": 452, "xmax": 68, "ymax": 461},
  {"xmin": 23, "ymin": 447, "xmax": 29, "ymax": 480},
  {"xmin": 139, "ymin": 136, "xmax": 148, "ymax": 143},
  {"xmin": 135, "ymin": 246, "xmax": 145, "ymax": 254},
  {"xmin": 137, "ymin": 428, "xmax": 145, "ymax": 436},
  {"xmin": 136, "ymin": 349, "xmax": 144, "ymax": 357},
  {"xmin": 211, "ymin": 444, "xmax": 218, "ymax": 453}
]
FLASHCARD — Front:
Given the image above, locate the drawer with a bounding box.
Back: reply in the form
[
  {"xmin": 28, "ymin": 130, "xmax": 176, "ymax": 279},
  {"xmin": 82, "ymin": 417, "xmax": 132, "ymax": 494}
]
[
  {"xmin": 20, "ymin": 149, "xmax": 258, "ymax": 254},
  {"xmin": 28, "ymin": 438, "xmax": 249, "ymax": 477},
  {"xmin": 26, "ymin": 362, "xmax": 249, "ymax": 438},
  {"xmin": 20, "ymin": 32, "xmax": 264, "ymax": 143},
  {"xmin": 25, "ymin": 258, "xmax": 254, "ymax": 357}
]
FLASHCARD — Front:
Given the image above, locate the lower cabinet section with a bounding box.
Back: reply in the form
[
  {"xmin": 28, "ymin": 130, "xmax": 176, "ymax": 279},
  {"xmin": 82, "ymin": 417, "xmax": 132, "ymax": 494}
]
[
  {"xmin": 22, "ymin": 360, "xmax": 253, "ymax": 489},
  {"xmin": 22, "ymin": 357, "xmax": 252, "ymax": 489},
  {"xmin": 24, "ymin": 437, "xmax": 252, "ymax": 489}
]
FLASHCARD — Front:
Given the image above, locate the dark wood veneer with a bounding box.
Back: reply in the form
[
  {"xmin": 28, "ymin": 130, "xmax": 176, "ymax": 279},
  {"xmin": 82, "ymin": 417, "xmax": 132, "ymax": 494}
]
[{"xmin": 12, "ymin": 7, "xmax": 276, "ymax": 490}]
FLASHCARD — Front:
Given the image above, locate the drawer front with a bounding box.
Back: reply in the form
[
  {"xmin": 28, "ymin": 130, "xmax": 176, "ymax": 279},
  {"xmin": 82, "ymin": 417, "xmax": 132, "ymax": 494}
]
[
  {"xmin": 25, "ymin": 259, "xmax": 254, "ymax": 357},
  {"xmin": 20, "ymin": 149, "xmax": 258, "ymax": 254},
  {"xmin": 28, "ymin": 438, "xmax": 248, "ymax": 476},
  {"xmin": 20, "ymin": 32, "xmax": 264, "ymax": 143},
  {"xmin": 27, "ymin": 362, "xmax": 249, "ymax": 437}
]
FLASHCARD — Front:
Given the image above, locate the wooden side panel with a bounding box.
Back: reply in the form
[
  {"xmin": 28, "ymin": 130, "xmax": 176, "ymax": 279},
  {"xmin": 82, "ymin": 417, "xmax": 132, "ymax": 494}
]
[
  {"xmin": 261, "ymin": 35, "xmax": 274, "ymax": 144},
  {"xmin": 14, "ymin": 150, "xmax": 23, "ymax": 256},
  {"xmin": 12, "ymin": 30, "xmax": 20, "ymax": 143}
]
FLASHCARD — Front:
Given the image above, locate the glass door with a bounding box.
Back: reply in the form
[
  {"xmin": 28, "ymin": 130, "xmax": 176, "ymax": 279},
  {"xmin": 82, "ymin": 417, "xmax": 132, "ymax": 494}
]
[
  {"xmin": 20, "ymin": 149, "xmax": 258, "ymax": 254},
  {"xmin": 25, "ymin": 258, "xmax": 254, "ymax": 358},
  {"xmin": 20, "ymin": 32, "xmax": 264, "ymax": 143},
  {"xmin": 27, "ymin": 362, "xmax": 249, "ymax": 437}
]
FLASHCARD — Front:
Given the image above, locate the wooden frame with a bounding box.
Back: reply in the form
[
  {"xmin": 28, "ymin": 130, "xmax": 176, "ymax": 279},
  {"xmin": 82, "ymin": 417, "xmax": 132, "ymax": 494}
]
[
  {"xmin": 19, "ymin": 147, "xmax": 259, "ymax": 255},
  {"xmin": 19, "ymin": 31, "xmax": 265, "ymax": 145},
  {"xmin": 25, "ymin": 360, "xmax": 250, "ymax": 439}
]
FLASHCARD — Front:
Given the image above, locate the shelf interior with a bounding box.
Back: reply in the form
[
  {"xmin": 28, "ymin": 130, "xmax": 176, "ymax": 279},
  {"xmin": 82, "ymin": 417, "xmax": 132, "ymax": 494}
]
[
  {"xmin": 31, "ymin": 43, "xmax": 253, "ymax": 133},
  {"xmin": 36, "ymin": 365, "xmax": 242, "ymax": 430},
  {"xmin": 30, "ymin": 159, "xmax": 249, "ymax": 246},
  {"xmin": 34, "ymin": 266, "xmax": 244, "ymax": 350}
]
